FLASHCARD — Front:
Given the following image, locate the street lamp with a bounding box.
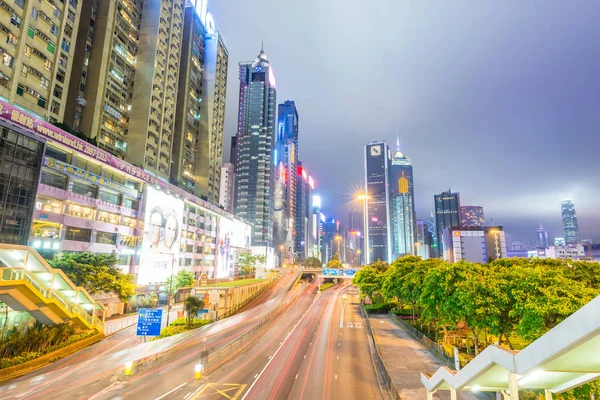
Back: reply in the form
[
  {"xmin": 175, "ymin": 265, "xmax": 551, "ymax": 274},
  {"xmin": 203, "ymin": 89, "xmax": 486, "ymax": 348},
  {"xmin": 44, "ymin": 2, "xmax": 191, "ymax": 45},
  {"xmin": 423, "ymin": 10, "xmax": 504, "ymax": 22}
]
[
  {"xmin": 334, "ymin": 235, "xmax": 342, "ymax": 259},
  {"xmin": 356, "ymin": 193, "xmax": 370, "ymax": 265}
]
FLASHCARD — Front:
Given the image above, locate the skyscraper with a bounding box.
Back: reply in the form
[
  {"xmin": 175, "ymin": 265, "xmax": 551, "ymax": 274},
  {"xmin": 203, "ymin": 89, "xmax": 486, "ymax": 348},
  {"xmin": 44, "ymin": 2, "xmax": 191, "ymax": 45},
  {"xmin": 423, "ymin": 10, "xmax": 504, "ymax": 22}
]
[
  {"xmin": 219, "ymin": 163, "xmax": 235, "ymax": 213},
  {"xmin": 537, "ymin": 223, "xmax": 549, "ymax": 247},
  {"xmin": 0, "ymin": 0, "xmax": 83, "ymax": 123},
  {"xmin": 389, "ymin": 140, "xmax": 415, "ymax": 258},
  {"xmin": 426, "ymin": 213, "xmax": 439, "ymax": 256},
  {"xmin": 274, "ymin": 101, "xmax": 298, "ymax": 259},
  {"xmin": 561, "ymin": 200, "xmax": 580, "ymax": 245},
  {"xmin": 415, "ymin": 220, "xmax": 430, "ymax": 260},
  {"xmin": 434, "ymin": 190, "xmax": 461, "ymax": 257},
  {"xmin": 365, "ymin": 141, "xmax": 393, "ymax": 263},
  {"xmin": 312, "ymin": 195, "xmax": 323, "ymax": 261},
  {"xmin": 234, "ymin": 48, "xmax": 277, "ymax": 247},
  {"xmin": 294, "ymin": 163, "xmax": 314, "ymax": 260},
  {"xmin": 172, "ymin": 4, "xmax": 229, "ymax": 202},
  {"xmin": 460, "ymin": 206, "xmax": 485, "ymax": 228}
]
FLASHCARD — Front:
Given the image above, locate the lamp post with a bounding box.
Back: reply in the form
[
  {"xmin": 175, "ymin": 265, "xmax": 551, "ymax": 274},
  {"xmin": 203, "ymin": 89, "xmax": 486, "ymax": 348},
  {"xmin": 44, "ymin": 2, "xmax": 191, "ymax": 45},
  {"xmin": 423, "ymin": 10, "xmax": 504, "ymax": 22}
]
[{"xmin": 357, "ymin": 194, "xmax": 370, "ymax": 265}]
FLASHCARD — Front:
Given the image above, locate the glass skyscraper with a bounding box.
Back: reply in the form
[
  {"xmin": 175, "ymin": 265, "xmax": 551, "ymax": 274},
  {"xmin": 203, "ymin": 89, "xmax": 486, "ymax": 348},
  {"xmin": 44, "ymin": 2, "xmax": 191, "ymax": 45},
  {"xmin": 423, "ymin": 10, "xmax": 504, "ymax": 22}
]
[
  {"xmin": 234, "ymin": 49, "xmax": 277, "ymax": 247},
  {"xmin": 460, "ymin": 206, "xmax": 485, "ymax": 228},
  {"xmin": 434, "ymin": 190, "xmax": 461, "ymax": 257},
  {"xmin": 561, "ymin": 200, "xmax": 580, "ymax": 245},
  {"xmin": 364, "ymin": 141, "xmax": 393, "ymax": 263},
  {"xmin": 390, "ymin": 144, "xmax": 415, "ymax": 258}
]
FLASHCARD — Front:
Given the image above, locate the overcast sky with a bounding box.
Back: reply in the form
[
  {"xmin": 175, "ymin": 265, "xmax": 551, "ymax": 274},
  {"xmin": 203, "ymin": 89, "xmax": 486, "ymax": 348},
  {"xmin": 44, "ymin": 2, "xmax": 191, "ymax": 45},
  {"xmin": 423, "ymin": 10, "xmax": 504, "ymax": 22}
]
[{"xmin": 210, "ymin": 0, "xmax": 600, "ymax": 244}]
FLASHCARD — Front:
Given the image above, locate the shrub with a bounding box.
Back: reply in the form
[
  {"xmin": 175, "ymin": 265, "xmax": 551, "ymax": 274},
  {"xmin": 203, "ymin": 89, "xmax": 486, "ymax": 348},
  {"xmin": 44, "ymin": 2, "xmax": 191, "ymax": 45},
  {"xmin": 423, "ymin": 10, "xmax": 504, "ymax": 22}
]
[{"xmin": 157, "ymin": 319, "xmax": 211, "ymax": 339}]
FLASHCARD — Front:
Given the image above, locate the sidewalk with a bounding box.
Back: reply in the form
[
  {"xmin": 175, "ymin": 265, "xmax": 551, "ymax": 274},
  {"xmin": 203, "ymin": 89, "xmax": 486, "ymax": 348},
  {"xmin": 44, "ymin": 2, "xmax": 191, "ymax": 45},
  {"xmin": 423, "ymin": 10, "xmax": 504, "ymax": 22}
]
[{"xmin": 369, "ymin": 314, "xmax": 479, "ymax": 400}]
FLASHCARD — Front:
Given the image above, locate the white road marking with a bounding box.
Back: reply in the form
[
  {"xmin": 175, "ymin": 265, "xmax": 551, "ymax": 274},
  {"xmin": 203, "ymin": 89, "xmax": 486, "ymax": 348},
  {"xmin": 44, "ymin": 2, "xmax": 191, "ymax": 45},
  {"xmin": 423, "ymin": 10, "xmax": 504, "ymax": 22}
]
[
  {"xmin": 310, "ymin": 342, "xmax": 312, "ymax": 345},
  {"xmin": 338, "ymin": 342, "xmax": 341, "ymax": 346},
  {"xmin": 337, "ymin": 356, "xmax": 339, "ymax": 360},
  {"xmin": 254, "ymin": 374, "xmax": 259, "ymax": 379},
  {"xmin": 295, "ymin": 374, "xmax": 299, "ymax": 379},
  {"xmin": 335, "ymin": 375, "xmax": 338, "ymax": 379},
  {"xmin": 304, "ymin": 355, "xmax": 307, "ymax": 359},
  {"xmin": 184, "ymin": 392, "xmax": 193, "ymax": 400},
  {"xmin": 154, "ymin": 381, "xmax": 188, "ymax": 400},
  {"xmin": 88, "ymin": 382, "xmax": 123, "ymax": 400},
  {"xmin": 186, "ymin": 384, "xmax": 206, "ymax": 400}
]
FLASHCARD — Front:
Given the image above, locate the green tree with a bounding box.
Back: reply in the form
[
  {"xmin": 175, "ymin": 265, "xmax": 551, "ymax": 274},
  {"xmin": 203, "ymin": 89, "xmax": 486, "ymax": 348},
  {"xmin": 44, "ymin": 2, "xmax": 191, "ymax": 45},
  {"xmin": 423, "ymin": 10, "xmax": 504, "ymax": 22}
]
[
  {"xmin": 184, "ymin": 296, "xmax": 205, "ymax": 328},
  {"xmin": 164, "ymin": 270, "xmax": 195, "ymax": 297},
  {"xmin": 369, "ymin": 260, "xmax": 390, "ymax": 273},
  {"xmin": 303, "ymin": 257, "xmax": 322, "ymax": 269},
  {"xmin": 353, "ymin": 266, "xmax": 384, "ymax": 297},
  {"xmin": 47, "ymin": 253, "xmax": 135, "ymax": 301},
  {"xmin": 138, "ymin": 292, "xmax": 158, "ymax": 308},
  {"xmin": 238, "ymin": 254, "xmax": 267, "ymax": 277},
  {"xmin": 382, "ymin": 256, "xmax": 422, "ymax": 318},
  {"xmin": 326, "ymin": 253, "xmax": 343, "ymax": 269}
]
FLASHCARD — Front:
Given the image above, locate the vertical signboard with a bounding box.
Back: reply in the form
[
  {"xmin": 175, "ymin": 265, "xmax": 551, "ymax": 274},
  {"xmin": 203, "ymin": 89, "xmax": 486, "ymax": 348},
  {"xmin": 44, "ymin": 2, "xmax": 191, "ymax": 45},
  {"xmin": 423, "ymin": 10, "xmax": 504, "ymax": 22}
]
[{"xmin": 136, "ymin": 308, "xmax": 163, "ymax": 336}]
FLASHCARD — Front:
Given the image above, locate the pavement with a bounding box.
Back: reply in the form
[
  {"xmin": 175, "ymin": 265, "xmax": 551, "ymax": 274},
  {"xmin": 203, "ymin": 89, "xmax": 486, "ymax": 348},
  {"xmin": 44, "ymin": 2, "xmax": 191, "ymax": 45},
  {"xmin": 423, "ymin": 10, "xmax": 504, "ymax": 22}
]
[{"xmin": 370, "ymin": 314, "xmax": 479, "ymax": 400}]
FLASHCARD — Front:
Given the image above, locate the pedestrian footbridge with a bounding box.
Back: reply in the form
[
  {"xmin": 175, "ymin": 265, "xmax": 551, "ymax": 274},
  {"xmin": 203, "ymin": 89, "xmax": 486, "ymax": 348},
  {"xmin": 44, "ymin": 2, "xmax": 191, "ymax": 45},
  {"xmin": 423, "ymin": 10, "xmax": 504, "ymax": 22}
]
[
  {"xmin": 0, "ymin": 244, "xmax": 105, "ymax": 332},
  {"xmin": 300, "ymin": 268, "xmax": 360, "ymax": 279}
]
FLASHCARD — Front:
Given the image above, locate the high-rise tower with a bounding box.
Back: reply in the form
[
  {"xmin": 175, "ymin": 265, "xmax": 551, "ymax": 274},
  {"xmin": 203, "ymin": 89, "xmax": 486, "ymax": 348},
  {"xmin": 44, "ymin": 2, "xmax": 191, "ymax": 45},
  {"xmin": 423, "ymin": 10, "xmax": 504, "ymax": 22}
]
[
  {"xmin": 364, "ymin": 141, "xmax": 393, "ymax": 263},
  {"xmin": 234, "ymin": 48, "xmax": 277, "ymax": 247},
  {"xmin": 389, "ymin": 139, "xmax": 415, "ymax": 258},
  {"xmin": 537, "ymin": 223, "xmax": 549, "ymax": 247},
  {"xmin": 434, "ymin": 190, "xmax": 461, "ymax": 256},
  {"xmin": 561, "ymin": 200, "xmax": 580, "ymax": 245}
]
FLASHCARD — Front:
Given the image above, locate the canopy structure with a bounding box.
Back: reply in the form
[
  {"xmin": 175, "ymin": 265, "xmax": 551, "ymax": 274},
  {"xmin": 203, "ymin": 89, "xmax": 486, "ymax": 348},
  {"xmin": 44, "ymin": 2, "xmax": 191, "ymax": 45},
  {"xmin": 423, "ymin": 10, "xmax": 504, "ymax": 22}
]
[{"xmin": 421, "ymin": 294, "xmax": 600, "ymax": 399}]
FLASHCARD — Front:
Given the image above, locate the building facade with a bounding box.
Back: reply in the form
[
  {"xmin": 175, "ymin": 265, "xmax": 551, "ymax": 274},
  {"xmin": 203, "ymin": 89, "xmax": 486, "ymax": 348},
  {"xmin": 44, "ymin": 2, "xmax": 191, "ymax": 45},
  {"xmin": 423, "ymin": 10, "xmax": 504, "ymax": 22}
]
[
  {"xmin": 294, "ymin": 163, "xmax": 314, "ymax": 260},
  {"xmin": 0, "ymin": 119, "xmax": 45, "ymax": 244},
  {"xmin": 364, "ymin": 141, "xmax": 393, "ymax": 263},
  {"xmin": 389, "ymin": 145, "xmax": 415, "ymax": 258},
  {"xmin": 415, "ymin": 220, "xmax": 430, "ymax": 260},
  {"xmin": 537, "ymin": 223, "xmax": 549, "ymax": 247},
  {"xmin": 311, "ymin": 195, "xmax": 323, "ymax": 261},
  {"xmin": 233, "ymin": 49, "xmax": 277, "ymax": 248},
  {"xmin": 484, "ymin": 226, "xmax": 507, "ymax": 261},
  {"xmin": 460, "ymin": 206, "xmax": 484, "ymax": 228},
  {"xmin": 219, "ymin": 163, "xmax": 235, "ymax": 213},
  {"xmin": 561, "ymin": 200, "xmax": 580, "ymax": 245},
  {"xmin": 434, "ymin": 190, "xmax": 461, "ymax": 257},
  {"xmin": 442, "ymin": 227, "xmax": 487, "ymax": 264},
  {"xmin": 0, "ymin": 0, "xmax": 83, "ymax": 122}
]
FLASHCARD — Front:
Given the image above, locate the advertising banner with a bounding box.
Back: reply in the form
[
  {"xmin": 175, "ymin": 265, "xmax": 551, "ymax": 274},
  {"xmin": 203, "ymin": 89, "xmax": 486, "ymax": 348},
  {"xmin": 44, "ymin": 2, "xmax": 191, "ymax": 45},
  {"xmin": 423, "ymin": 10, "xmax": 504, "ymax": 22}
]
[
  {"xmin": 138, "ymin": 188, "xmax": 184, "ymax": 285},
  {"xmin": 215, "ymin": 217, "xmax": 251, "ymax": 278}
]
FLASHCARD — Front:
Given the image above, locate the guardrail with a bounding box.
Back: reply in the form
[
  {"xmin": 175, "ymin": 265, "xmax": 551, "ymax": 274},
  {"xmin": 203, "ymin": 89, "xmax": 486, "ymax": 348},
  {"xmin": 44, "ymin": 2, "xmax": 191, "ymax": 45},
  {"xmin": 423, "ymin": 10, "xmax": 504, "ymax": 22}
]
[{"xmin": 360, "ymin": 305, "xmax": 401, "ymax": 400}]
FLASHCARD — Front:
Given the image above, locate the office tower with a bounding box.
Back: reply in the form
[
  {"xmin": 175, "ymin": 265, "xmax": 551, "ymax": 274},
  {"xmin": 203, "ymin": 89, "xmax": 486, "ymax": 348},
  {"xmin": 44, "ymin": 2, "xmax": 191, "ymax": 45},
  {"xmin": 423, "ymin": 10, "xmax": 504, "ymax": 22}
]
[
  {"xmin": 219, "ymin": 163, "xmax": 235, "ymax": 213},
  {"xmin": 434, "ymin": 190, "xmax": 461, "ymax": 256},
  {"xmin": 554, "ymin": 237, "xmax": 566, "ymax": 246},
  {"xmin": 234, "ymin": 48, "xmax": 277, "ymax": 247},
  {"xmin": 69, "ymin": 0, "xmax": 184, "ymax": 180},
  {"xmin": 172, "ymin": 3, "xmax": 228, "ymax": 202},
  {"xmin": 484, "ymin": 226, "xmax": 507, "ymax": 261},
  {"xmin": 537, "ymin": 223, "xmax": 549, "ymax": 247},
  {"xmin": 0, "ymin": 122, "xmax": 45, "ymax": 244},
  {"xmin": 0, "ymin": 0, "xmax": 83, "ymax": 122},
  {"xmin": 274, "ymin": 100, "xmax": 298, "ymax": 259},
  {"xmin": 427, "ymin": 213, "xmax": 438, "ymax": 256},
  {"xmin": 311, "ymin": 195, "xmax": 323, "ymax": 261},
  {"xmin": 294, "ymin": 163, "xmax": 314, "ymax": 260},
  {"xmin": 322, "ymin": 218, "xmax": 338, "ymax": 262},
  {"xmin": 390, "ymin": 141, "xmax": 415, "ymax": 258},
  {"xmin": 460, "ymin": 206, "xmax": 485, "ymax": 228},
  {"xmin": 349, "ymin": 211, "xmax": 364, "ymax": 265},
  {"xmin": 561, "ymin": 200, "xmax": 580, "ymax": 245},
  {"xmin": 229, "ymin": 136, "xmax": 237, "ymax": 167},
  {"xmin": 415, "ymin": 220, "xmax": 430, "ymax": 260},
  {"xmin": 442, "ymin": 227, "xmax": 486, "ymax": 264},
  {"xmin": 364, "ymin": 141, "xmax": 393, "ymax": 263}
]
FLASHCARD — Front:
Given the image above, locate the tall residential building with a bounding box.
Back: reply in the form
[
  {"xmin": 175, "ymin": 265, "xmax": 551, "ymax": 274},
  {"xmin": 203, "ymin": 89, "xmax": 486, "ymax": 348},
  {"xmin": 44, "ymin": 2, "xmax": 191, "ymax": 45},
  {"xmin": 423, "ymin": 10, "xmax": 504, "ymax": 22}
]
[
  {"xmin": 0, "ymin": 0, "xmax": 83, "ymax": 121},
  {"xmin": 219, "ymin": 163, "xmax": 234, "ymax": 213},
  {"xmin": 364, "ymin": 141, "xmax": 393, "ymax": 263},
  {"xmin": 172, "ymin": 4, "xmax": 228, "ymax": 202},
  {"xmin": 294, "ymin": 163, "xmax": 314, "ymax": 260},
  {"xmin": 561, "ymin": 200, "xmax": 580, "ymax": 245},
  {"xmin": 460, "ymin": 206, "xmax": 484, "ymax": 228},
  {"xmin": 273, "ymin": 100, "xmax": 298, "ymax": 257},
  {"xmin": 390, "ymin": 141, "xmax": 415, "ymax": 258},
  {"xmin": 537, "ymin": 223, "xmax": 549, "ymax": 247},
  {"xmin": 434, "ymin": 190, "xmax": 461, "ymax": 257},
  {"xmin": 234, "ymin": 48, "xmax": 277, "ymax": 247},
  {"xmin": 69, "ymin": 0, "xmax": 184, "ymax": 180}
]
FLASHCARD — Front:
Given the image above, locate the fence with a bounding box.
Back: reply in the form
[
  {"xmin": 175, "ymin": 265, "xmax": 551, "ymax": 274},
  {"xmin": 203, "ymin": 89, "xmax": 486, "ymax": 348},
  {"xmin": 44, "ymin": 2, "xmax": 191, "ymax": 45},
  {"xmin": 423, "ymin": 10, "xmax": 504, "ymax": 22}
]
[
  {"xmin": 388, "ymin": 313, "xmax": 455, "ymax": 369},
  {"xmin": 360, "ymin": 305, "xmax": 401, "ymax": 400}
]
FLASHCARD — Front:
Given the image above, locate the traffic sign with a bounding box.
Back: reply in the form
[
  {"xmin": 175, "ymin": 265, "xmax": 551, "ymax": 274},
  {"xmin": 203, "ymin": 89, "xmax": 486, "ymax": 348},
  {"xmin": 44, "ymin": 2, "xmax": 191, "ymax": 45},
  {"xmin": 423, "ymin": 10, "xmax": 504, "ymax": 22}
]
[
  {"xmin": 364, "ymin": 296, "xmax": 372, "ymax": 305},
  {"xmin": 136, "ymin": 308, "xmax": 163, "ymax": 336},
  {"xmin": 202, "ymin": 337, "xmax": 208, "ymax": 343}
]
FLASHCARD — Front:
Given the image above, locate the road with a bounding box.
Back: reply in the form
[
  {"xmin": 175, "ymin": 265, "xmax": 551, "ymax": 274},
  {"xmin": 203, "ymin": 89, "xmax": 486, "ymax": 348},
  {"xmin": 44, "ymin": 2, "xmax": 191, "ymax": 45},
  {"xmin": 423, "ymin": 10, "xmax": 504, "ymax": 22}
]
[
  {"xmin": 0, "ymin": 271, "xmax": 300, "ymax": 400},
  {"xmin": 0, "ymin": 276, "xmax": 383, "ymax": 400}
]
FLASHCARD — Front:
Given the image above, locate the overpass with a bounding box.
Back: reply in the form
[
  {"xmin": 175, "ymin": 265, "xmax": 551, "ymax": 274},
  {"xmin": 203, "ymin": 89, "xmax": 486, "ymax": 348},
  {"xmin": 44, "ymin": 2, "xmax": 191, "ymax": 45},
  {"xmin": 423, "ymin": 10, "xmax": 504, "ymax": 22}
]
[
  {"xmin": 0, "ymin": 244, "xmax": 105, "ymax": 331},
  {"xmin": 299, "ymin": 268, "xmax": 360, "ymax": 280}
]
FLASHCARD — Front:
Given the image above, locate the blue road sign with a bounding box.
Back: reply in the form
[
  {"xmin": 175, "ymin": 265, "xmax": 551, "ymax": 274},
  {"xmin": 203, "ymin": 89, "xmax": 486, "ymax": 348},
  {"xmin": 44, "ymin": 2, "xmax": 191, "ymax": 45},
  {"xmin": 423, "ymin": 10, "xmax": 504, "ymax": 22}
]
[{"xmin": 137, "ymin": 308, "xmax": 162, "ymax": 336}]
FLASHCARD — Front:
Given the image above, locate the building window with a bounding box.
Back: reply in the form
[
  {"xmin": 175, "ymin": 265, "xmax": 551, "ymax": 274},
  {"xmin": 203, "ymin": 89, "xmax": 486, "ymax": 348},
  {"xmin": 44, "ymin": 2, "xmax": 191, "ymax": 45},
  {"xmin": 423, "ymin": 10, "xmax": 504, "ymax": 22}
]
[
  {"xmin": 32, "ymin": 8, "xmax": 38, "ymax": 20},
  {"xmin": 41, "ymin": 78, "xmax": 49, "ymax": 89},
  {"xmin": 45, "ymin": 145, "xmax": 68, "ymax": 163},
  {"xmin": 65, "ymin": 203, "xmax": 94, "ymax": 220},
  {"xmin": 65, "ymin": 226, "xmax": 91, "ymax": 242},
  {"xmin": 53, "ymin": 85, "xmax": 62, "ymax": 99},
  {"xmin": 71, "ymin": 180, "xmax": 97, "ymax": 197},
  {"xmin": 47, "ymin": 42, "xmax": 56, "ymax": 55},
  {"xmin": 35, "ymin": 196, "xmax": 63, "ymax": 214},
  {"xmin": 10, "ymin": 14, "xmax": 22, "ymax": 28},
  {"xmin": 27, "ymin": 26, "xmax": 35, "ymax": 38},
  {"xmin": 98, "ymin": 189, "xmax": 119, "ymax": 205},
  {"xmin": 122, "ymin": 197, "xmax": 139, "ymax": 210},
  {"xmin": 97, "ymin": 210, "xmax": 118, "ymax": 224},
  {"xmin": 37, "ymin": 97, "xmax": 46, "ymax": 108},
  {"xmin": 50, "ymin": 24, "xmax": 58, "ymax": 36},
  {"xmin": 6, "ymin": 33, "xmax": 17, "ymax": 46},
  {"xmin": 2, "ymin": 54, "xmax": 13, "ymax": 68},
  {"xmin": 20, "ymin": 65, "xmax": 27, "ymax": 76},
  {"xmin": 44, "ymin": 59, "xmax": 52, "ymax": 71},
  {"xmin": 16, "ymin": 84, "xmax": 24, "ymax": 96},
  {"xmin": 40, "ymin": 170, "xmax": 67, "ymax": 189},
  {"xmin": 24, "ymin": 45, "xmax": 31, "ymax": 57},
  {"xmin": 14, "ymin": 0, "xmax": 24, "ymax": 8},
  {"xmin": 96, "ymin": 231, "xmax": 117, "ymax": 245}
]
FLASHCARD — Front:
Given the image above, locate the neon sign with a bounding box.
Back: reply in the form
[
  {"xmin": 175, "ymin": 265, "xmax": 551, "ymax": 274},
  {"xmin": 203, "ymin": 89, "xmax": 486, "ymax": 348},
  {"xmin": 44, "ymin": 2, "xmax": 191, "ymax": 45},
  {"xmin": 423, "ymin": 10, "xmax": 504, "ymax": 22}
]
[{"xmin": 194, "ymin": 0, "xmax": 216, "ymax": 34}]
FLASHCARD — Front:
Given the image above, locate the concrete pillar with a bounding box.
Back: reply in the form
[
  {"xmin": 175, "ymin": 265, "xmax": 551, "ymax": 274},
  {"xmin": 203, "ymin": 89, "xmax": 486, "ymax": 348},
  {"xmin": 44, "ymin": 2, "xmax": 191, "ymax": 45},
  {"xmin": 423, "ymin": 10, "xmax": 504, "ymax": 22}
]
[
  {"xmin": 544, "ymin": 389, "xmax": 553, "ymax": 400},
  {"xmin": 450, "ymin": 388, "xmax": 457, "ymax": 400},
  {"xmin": 508, "ymin": 372, "xmax": 519, "ymax": 400},
  {"xmin": 501, "ymin": 391, "xmax": 510, "ymax": 400},
  {"xmin": 427, "ymin": 391, "xmax": 434, "ymax": 400}
]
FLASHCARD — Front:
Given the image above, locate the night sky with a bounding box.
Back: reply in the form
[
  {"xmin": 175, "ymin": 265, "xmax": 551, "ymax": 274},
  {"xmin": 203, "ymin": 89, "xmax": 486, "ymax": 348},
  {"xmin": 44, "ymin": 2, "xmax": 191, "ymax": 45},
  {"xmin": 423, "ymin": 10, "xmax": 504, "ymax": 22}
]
[{"xmin": 210, "ymin": 0, "xmax": 600, "ymax": 244}]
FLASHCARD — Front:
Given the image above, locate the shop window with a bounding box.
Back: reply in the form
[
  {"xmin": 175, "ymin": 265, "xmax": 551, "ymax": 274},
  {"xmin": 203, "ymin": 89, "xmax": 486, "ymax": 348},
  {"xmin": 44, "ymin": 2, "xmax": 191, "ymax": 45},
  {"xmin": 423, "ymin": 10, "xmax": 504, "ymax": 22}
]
[
  {"xmin": 31, "ymin": 222, "xmax": 60, "ymax": 239},
  {"xmin": 45, "ymin": 145, "xmax": 69, "ymax": 162},
  {"xmin": 97, "ymin": 210, "xmax": 119, "ymax": 224},
  {"xmin": 98, "ymin": 189, "xmax": 120, "ymax": 205},
  {"xmin": 35, "ymin": 196, "xmax": 63, "ymax": 214},
  {"xmin": 71, "ymin": 180, "xmax": 97, "ymax": 197},
  {"xmin": 121, "ymin": 216, "xmax": 137, "ymax": 229},
  {"xmin": 40, "ymin": 169, "xmax": 67, "ymax": 189},
  {"xmin": 66, "ymin": 203, "xmax": 94, "ymax": 220},
  {"xmin": 119, "ymin": 234, "xmax": 135, "ymax": 247},
  {"xmin": 65, "ymin": 226, "xmax": 91, "ymax": 242},
  {"xmin": 122, "ymin": 197, "xmax": 139, "ymax": 210},
  {"xmin": 96, "ymin": 231, "xmax": 117, "ymax": 245}
]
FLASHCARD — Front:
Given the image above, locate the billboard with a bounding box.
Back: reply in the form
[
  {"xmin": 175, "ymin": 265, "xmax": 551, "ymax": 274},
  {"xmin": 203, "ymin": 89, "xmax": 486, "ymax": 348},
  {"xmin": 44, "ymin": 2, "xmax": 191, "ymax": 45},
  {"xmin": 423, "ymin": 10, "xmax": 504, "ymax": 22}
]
[
  {"xmin": 138, "ymin": 188, "xmax": 184, "ymax": 285},
  {"xmin": 215, "ymin": 217, "xmax": 251, "ymax": 278}
]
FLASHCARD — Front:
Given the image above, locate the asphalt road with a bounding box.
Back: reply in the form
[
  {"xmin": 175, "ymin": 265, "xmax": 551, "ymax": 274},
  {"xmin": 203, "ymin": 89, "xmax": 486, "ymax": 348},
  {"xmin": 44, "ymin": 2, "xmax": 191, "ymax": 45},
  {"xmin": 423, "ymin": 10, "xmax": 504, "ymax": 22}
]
[{"xmin": 0, "ymin": 271, "xmax": 300, "ymax": 400}]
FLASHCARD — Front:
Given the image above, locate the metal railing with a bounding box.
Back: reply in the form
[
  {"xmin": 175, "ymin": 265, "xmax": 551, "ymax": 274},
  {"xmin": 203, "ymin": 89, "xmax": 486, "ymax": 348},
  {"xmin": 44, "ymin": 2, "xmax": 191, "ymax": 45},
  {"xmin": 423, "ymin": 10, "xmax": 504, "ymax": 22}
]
[
  {"xmin": 388, "ymin": 313, "xmax": 455, "ymax": 369},
  {"xmin": 360, "ymin": 305, "xmax": 401, "ymax": 400}
]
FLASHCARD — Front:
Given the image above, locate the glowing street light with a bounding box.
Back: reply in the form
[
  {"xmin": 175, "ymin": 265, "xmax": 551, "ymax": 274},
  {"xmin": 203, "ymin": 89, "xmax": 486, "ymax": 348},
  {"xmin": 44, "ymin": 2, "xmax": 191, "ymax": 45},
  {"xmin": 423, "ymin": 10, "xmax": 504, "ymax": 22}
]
[{"xmin": 195, "ymin": 363, "xmax": 204, "ymax": 379}]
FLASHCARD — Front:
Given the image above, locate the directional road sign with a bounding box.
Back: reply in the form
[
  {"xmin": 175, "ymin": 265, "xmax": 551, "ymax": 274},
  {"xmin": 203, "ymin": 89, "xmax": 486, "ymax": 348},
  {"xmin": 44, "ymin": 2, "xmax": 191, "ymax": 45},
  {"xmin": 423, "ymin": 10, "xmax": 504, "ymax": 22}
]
[{"xmin": 136, "ymin": 308, "xmax": 163, "ymax": 336}]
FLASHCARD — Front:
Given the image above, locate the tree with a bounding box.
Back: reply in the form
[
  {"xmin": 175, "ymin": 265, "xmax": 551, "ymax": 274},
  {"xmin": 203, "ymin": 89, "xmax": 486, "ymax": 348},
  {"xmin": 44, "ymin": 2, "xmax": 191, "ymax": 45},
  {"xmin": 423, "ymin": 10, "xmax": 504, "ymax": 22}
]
[
  {"xmin": 138, "ymin": 292, "xmax": 158, "ymax": 309},
  {"xmin": 303, "ymin": 257, "xmax": 322, "ymax": 269},
  {"xmin": 369, "ymin": 260, "xmax": 390, "ymax": 273},
  {"xmin": 184, "ymin": 296, "xmax": 204, "ymax": 327},
  {"xmin": 353, "ymin": 266, "xmax": 384, "ymax": 297},
  {"xmin": 164, "ymin": 270, "xmax": 195, "ymax": 297},
  {"xmin": 326, "ymin": 253, "xmax": 343, "ymax": 269},
  {"xmin": 382, "ymin": 256, "xmax": 422, "ymax": 318},
  {"xmin": 47, "ymin": 253, "xmax": 135, "ymax": 301},
  {"xmin": 238, "ymin": 254, "xmax": 267, "ymax": 277}
]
